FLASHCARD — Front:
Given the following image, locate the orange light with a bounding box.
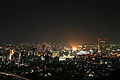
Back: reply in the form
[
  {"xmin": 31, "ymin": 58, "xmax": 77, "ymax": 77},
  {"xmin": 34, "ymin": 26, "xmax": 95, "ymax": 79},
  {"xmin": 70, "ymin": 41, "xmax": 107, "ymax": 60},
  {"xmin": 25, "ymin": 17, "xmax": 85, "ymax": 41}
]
[{"xmin": 72, "ymin": 47, "xmax": 77, "ymax": 51}]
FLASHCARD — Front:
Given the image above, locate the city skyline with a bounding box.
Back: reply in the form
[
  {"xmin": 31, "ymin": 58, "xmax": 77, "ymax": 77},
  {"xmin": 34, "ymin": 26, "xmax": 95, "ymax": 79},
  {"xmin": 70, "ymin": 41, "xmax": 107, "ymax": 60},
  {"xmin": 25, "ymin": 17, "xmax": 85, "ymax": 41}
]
[{"xmin": 0, "ymin": 1, "xmax": 120, "ymax": 43}]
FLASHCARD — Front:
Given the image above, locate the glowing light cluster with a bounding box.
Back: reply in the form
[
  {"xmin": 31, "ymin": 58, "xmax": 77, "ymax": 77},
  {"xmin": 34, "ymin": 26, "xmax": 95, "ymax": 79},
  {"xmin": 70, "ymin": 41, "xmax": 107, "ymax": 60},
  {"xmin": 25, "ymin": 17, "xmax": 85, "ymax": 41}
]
[{"xmin": 72, "ymin": 47, "xmax": 77, "ymax": 51}]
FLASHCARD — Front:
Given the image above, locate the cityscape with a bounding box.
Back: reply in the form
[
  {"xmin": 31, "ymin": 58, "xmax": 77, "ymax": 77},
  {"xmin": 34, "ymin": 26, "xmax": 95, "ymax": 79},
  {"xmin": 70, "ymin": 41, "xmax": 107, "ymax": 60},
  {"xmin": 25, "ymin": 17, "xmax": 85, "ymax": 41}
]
[
  {"xmin": 0, "ymin": 39, "xmax": 120, "ymax": 80},
  {"xmin": 0, "ymin": 0, "xmax": 120, "ymax": 80}
]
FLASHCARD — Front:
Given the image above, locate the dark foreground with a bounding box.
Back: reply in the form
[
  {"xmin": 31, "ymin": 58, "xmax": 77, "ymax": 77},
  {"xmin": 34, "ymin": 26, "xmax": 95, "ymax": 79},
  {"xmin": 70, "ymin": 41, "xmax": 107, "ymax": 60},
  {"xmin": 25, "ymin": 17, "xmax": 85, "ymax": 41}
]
[{"xmin": 0, "ymin": 56, "xmax": 120, "ymax": 80}]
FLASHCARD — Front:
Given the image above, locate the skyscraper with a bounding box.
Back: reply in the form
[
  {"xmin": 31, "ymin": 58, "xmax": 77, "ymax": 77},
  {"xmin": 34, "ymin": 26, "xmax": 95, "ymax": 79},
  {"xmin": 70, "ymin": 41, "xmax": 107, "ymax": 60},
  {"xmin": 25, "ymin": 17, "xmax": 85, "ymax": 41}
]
[{"xmin": 98, "ymin": 38, "xmax": 107, "ymax": 55}]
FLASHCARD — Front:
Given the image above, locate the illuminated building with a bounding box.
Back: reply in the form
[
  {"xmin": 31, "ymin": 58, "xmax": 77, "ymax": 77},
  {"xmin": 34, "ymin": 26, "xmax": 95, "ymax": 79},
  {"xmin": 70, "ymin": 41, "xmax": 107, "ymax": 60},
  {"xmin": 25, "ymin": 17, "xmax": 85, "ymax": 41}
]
[
  {"xmin": 52, "ymin": 51, "xmax": 59, "ymax": 57},
  {"xmin": 98, "ymin": 38, "xmax": 108, "ymax": 55},
  {"xmin": 9, "ymin": 49, "xmax": 14, "ymax": 61}
]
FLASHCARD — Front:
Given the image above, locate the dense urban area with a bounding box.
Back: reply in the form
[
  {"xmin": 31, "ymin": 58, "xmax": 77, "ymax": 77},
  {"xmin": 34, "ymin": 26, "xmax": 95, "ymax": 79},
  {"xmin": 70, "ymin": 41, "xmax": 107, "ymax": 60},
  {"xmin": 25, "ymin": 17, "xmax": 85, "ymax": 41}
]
[{"xmin": 0, "ymin": 39, "xmax": 120, "ymax": 80}]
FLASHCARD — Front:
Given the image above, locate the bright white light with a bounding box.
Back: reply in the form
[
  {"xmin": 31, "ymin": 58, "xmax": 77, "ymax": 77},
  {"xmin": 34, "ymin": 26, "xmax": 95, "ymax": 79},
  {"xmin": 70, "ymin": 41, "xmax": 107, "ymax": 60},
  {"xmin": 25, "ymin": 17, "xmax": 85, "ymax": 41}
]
[
  {"xmin": 77, "ymin": 51, "xmax": 90, "ymax": 55},
  {"xmin": 59, "ymin": 57, "xmax": 66, "ymax": 61}
]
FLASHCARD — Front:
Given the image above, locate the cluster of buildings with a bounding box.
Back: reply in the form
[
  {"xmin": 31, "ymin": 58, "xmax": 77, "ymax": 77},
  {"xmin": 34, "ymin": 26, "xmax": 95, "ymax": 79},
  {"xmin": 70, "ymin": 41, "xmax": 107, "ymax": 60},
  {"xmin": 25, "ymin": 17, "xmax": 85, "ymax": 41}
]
[
  {"xmin": 0, "ymin": 39, "xmax": 120, "ymax": 63},
  {"xmin": 0, "ymin": 39, "xmax": 120, "ymax": 80}
]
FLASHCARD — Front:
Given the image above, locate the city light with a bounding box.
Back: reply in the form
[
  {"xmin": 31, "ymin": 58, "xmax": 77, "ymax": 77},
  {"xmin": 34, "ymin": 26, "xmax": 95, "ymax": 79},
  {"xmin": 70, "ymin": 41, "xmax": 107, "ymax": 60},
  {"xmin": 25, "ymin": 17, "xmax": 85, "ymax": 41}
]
[
  {"xmin": 72, "ymin": 47, "xmax": 77, "ymax": 51},
  {"xmin": 0, "ymin": 41, "xmax": 120, "ymax": 80},
  {"xmin": 0, "ymin": 0, "xmax": 119, "ymax": 80}
]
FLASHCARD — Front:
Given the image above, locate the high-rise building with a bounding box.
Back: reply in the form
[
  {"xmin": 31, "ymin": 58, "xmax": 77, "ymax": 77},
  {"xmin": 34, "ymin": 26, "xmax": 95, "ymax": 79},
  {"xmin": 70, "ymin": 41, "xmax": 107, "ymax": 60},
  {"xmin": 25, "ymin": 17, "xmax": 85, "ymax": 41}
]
[{"xmin": 98, "ymin": 38, "xmax": 107, "ymax": 55}]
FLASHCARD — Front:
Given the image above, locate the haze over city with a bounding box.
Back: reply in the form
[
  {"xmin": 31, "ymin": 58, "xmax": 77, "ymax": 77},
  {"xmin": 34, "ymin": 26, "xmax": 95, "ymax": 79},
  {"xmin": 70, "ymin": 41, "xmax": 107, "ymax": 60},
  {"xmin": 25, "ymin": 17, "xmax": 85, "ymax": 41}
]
[{"xmin": 0, "ymin": 1, "xmax": 120, "ymax": 43}]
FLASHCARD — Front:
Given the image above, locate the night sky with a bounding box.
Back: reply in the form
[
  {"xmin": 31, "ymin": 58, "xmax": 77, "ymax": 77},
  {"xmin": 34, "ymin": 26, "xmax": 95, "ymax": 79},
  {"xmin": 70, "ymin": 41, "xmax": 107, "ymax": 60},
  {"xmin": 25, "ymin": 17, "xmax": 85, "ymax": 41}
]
[{"xmin": 0, "ymin": 1, "xmax": 120, "ymax": 44}]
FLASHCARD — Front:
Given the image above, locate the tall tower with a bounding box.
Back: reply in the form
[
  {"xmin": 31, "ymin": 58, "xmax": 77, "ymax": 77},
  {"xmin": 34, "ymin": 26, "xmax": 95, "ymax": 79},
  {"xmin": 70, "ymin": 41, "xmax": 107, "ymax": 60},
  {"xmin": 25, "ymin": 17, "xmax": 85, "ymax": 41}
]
[{"xmin": 98, "ymin": 38, "xmax": 107, "ymax": 55}]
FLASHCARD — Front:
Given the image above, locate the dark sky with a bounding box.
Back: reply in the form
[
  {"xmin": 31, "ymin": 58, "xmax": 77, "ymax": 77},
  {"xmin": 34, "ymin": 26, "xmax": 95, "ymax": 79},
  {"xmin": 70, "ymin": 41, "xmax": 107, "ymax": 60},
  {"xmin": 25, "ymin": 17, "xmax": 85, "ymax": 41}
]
[{"xmin": 0, "ymin": 1, "xmax": 120, "ymax": 44}]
